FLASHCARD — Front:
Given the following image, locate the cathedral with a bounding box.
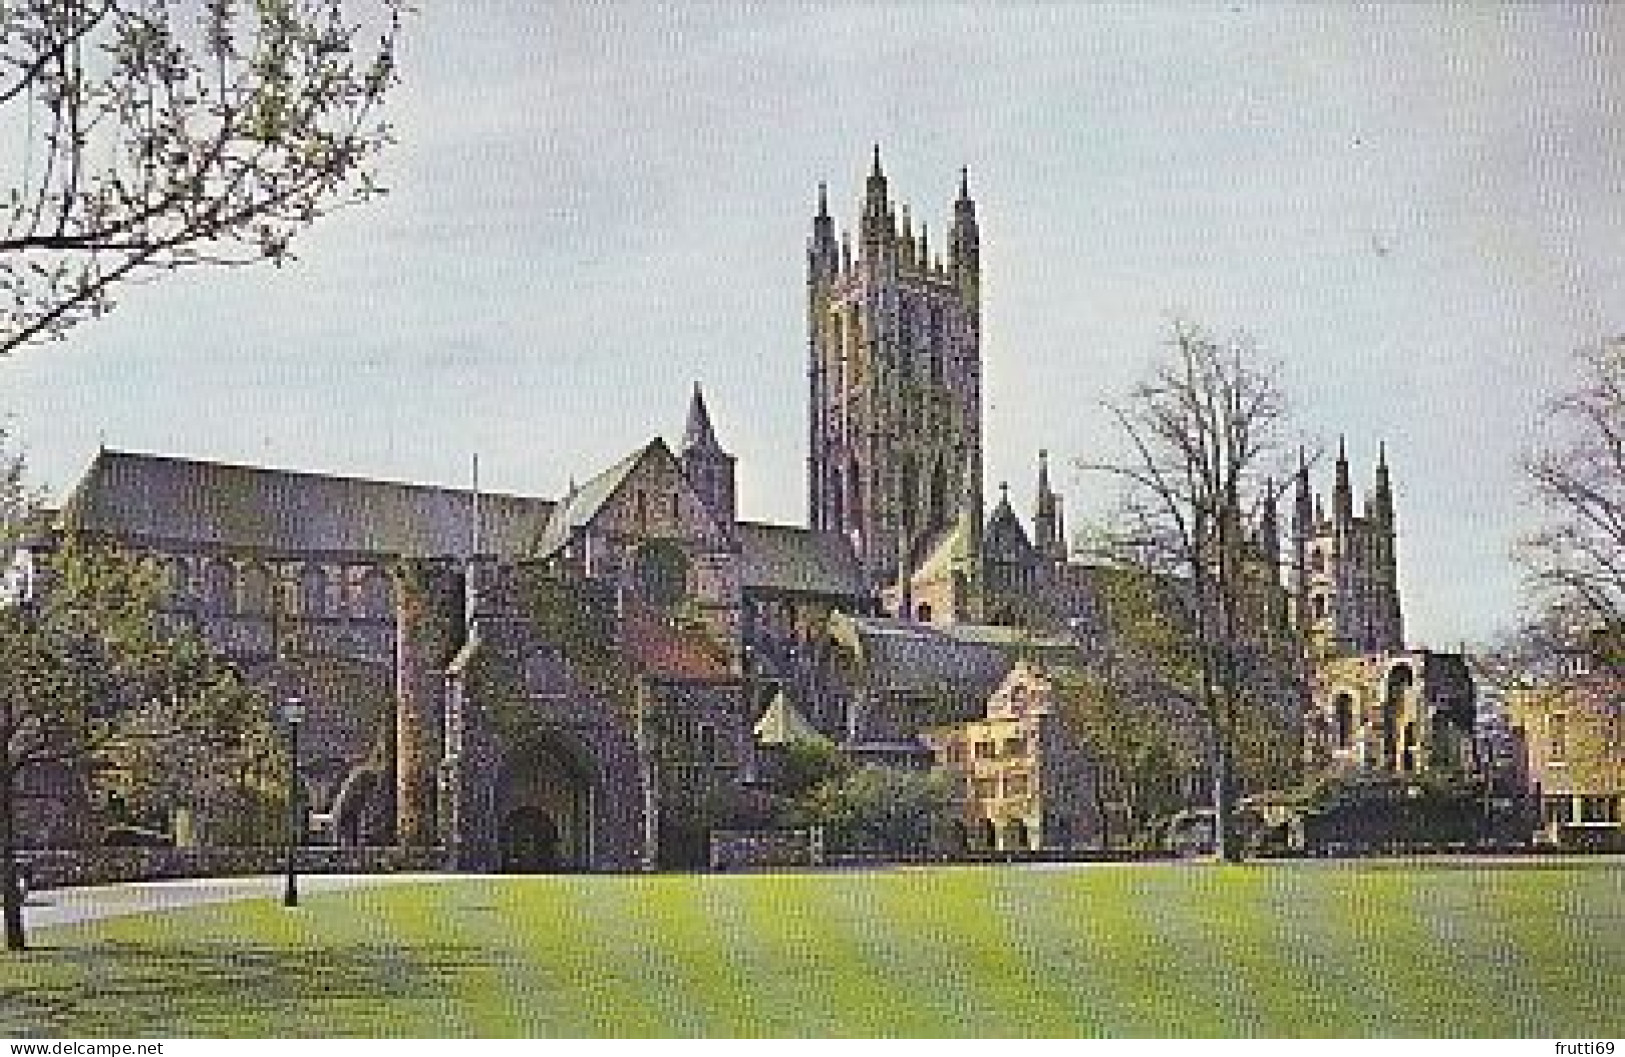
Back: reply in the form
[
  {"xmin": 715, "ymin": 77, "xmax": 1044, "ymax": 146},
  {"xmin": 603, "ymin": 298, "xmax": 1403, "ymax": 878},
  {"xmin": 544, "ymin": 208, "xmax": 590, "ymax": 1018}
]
[{"xmin": 31, "ymin": 149, "xmax": 1474, "ymax": 866}]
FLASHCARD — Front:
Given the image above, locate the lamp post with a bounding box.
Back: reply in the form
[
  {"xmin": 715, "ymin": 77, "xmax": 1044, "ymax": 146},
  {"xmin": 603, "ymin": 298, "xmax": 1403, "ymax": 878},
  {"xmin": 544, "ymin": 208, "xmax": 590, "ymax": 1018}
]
[{"xmin": 281, "ymin": 696, "xmax": 306, "ymax": 908}]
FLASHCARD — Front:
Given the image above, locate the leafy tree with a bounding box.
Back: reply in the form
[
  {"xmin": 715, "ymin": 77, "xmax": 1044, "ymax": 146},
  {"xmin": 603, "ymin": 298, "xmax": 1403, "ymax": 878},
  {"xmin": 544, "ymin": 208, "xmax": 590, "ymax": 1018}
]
[
  {"xmin": 1519, "ymin": 336, "xmax": 1625, "ymax": 629},
  {"xmin": 1082, "ymin": 321, "xmax": 1305, "ymax": 860},
  {"xmin": 0, "ymin": 431, "xmax": 280, "ymax": 949},
  {"xmin": 771, "ymin": 738, "xmax": 847, "ymax": 802},
  {"xmin": 1048, "ymin": 662, "xmax": 1199, "ymax": 848},
  {"xmin": 796, "ymin": 764, "xmax": 953, "ymax": 856},
  {"xmin": 0, "ymin": 0, "xmax": 403, "ymax": 354}
]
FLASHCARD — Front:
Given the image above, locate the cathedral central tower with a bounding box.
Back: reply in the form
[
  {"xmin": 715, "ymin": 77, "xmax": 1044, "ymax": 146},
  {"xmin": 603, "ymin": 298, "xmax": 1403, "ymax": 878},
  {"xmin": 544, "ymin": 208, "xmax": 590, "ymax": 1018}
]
[{"xmin": 806, "ymin": 149, "xmax": 984, "ymax": 615}]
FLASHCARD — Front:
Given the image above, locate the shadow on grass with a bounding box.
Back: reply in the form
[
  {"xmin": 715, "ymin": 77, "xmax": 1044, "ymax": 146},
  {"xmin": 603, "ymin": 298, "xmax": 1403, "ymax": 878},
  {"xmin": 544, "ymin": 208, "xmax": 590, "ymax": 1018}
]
[{"xmin": 0, "ymin": 939, "xmax": 492, "ymax": 1036}]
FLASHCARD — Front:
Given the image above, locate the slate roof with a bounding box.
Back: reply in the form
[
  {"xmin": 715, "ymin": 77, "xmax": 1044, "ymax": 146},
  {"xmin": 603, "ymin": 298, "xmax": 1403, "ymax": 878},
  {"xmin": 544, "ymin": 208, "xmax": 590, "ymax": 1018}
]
[
  {"xmin": 533, "ymin": 443, "xmax": 652, "ymax": 558},
  {"xmin": 737, "ymin": 521, "xmax": 863, "ymax": 598},
  {"xmin": 831, "ymin": 612, "xmax": 1079, "ymax": 690},
  {"xmin": 57, "ymin": 449, "xmax": 555, "ymax": 559}
]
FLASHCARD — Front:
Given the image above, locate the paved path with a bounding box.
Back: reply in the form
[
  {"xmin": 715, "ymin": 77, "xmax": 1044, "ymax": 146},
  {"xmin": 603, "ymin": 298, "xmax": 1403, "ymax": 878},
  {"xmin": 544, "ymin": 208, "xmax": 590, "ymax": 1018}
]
[{"xmin": 24, "ymin": 873, "xmax": 464, "ymax": 930}]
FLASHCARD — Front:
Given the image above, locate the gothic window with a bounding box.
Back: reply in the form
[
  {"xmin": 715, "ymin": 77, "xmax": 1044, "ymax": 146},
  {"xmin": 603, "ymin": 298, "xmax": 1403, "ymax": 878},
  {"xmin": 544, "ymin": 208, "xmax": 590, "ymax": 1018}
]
[
  {"xmin": 847, "ymin": 456, "xmax": 863, "ymax": 527},
  {"xmin": 697, "ymin": 722, "xmax": 718, "ymax": 764},
  {"xmin": 204, "ymin": 559, "xmax": 236, "ymax": 614},
  {"xmin": 929, "ymin": 305, "xmax": 945, "ymax": 385},
  {"xmin": 900, "ymin": 454, "xmax": 919, "ymax": 529},
  {"xmin": 1333, "ymin": 693, "xmax": 1354, "ymax": 749},
  {"xmin": 929, "ymin": 459, "xmax": 948, "ymax": 531},
  {"xmin": 1311, "ymin": 549, "xmax": 1325, "ymax": 574},
  {"xmin": 239, "ymin": 563, "xmax": 270, "ymax": 614},
  {"xmin": 275, "ymin": 565, "xmax": 302, "ymax": 617},
  {"xmin": 634, "ymin": 540, "xmax": 689, "ymax": 610},
  {"xmin": 1383, "ymin": 665, "xmax": 1413, "ymax": 769},
  {"xmin": 1547, "ymin": 712, "xmax": 1569, "ymax": 762},
  {"xmin": 1311, "ymin": 594, "xmax": 1327, "ymax": 621},
  {"xmin": 914, "ymin": 602, "xmax": 932, "ymax": 623},
  {"xmin": 301, "ymin": 564, "xmax": 326, "ymax": 616}
]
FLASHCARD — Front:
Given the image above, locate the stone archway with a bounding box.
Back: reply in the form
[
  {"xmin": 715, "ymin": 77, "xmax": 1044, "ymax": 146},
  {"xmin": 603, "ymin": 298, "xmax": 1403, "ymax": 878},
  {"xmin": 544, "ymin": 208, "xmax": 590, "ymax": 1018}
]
[
  {"xmin": 500, "ymin": 806, "xmax": 562, "ymax": 872},
  {"xmin": 495, "ymin": 737, "xmax": 593, "ymax": 872}
]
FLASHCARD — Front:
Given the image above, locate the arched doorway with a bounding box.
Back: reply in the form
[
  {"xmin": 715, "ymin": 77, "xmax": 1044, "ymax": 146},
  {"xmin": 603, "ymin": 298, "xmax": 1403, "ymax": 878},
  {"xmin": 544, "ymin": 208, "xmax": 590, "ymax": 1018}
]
[
  {"xmin": 496, "ymin": 737, "xmax": 592, "ymax": 872},
  {"xmin": 500, "ymin": 806, "xmax": 562, "ymax": 872}
]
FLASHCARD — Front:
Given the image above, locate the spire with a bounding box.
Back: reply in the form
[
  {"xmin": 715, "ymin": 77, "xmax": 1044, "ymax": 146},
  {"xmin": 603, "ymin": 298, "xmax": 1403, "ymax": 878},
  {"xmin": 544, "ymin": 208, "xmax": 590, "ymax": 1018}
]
[
  {"xmin": 1333, "ymin": 434, "xmax": 1353, "ymax": 524},
  {"xmin": 682, "ymin": 382, "xmax": 725, "ymax": 455},
  {"xmin": 1292, "ymin": 446, "xmax": 1313, "ymax": 535},
  {"xmin": 949, "ymin": 163, "xmax": 980, "ymax": 302},
  {"xmin": 862, "ymin": 145, "xmax": 892, "ymax": 250},
  {"xmin": 1374, "ymin": 440, "xmax": 1394, "ymax": 528},
  {"xmin": 816, "ymin": 180, "xmax": 829, "ymax": 221},
  {"xmin": 1034, "ymin": 449, "xmax": 1063, "ymax": 562}
]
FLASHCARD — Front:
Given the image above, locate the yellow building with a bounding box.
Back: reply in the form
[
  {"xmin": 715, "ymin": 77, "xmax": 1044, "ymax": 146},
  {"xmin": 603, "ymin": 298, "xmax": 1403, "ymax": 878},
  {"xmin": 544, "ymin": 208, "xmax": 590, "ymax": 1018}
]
[
  {"xmin": 922, "ymin": 661, "xmax": 1100, "ymax": 852},
  {"xmin": 1506, "ymin": 646, "xmax": 1625, "ymax": 849}
]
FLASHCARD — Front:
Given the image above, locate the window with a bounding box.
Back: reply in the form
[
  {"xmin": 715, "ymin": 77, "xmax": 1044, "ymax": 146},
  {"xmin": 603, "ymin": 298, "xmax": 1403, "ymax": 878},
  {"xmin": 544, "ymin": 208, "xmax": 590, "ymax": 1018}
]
[
  {"xmin": 972, "ymin": 777, "xmax": 997, "ymax": 800},
  {"xmin": 973, "ymin": 740, "xmax": 996, "ymax": 761},
  {"xmin": 1004, "ymin": 772, "xmax": 1030, "ymax": 797},
  {"xmin": 1544, "ymin": 796, "xmax": 1574, "ymax": 826},
  {"xmin": 945, "ymin": 743, "xmax": 964, "ymax": 765},
  {"xmin": 1333, "ymin": 693, "xmax": 1354, "ymax": 749},
  {"xmin": 275, "ymin": 565, "xmax": 302, "ymax": 617},
  {"xmin": 1548, "ymin": 712, "xmax": 1569, "ymax": 763},
  {"xmin": 1580, "ymin": 796, "xmax": 1620, "ymax": 824},
  {"xmin": 697, "ymin": 723, "xmax": 718, "ymax": 765},
  {"xmin": 634, "ymin": 541, "xmax": 689, "ymax": 609},
  {"xmin": 1003, "ymin": 737, "xmax": 1028, "ymax": 758}
]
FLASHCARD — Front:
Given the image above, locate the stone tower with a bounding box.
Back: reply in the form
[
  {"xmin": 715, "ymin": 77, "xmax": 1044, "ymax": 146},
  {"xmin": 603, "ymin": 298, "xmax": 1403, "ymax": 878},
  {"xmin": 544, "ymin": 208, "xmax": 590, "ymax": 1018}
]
[
  {"xmin": 806, "ymin": 148, "xmax": 984, "ymax": 609},
  {"xmin": 1291, "ymin": 440, "xmax": 1403, "ymax": 658},
  {"xmin": 680, "ymin": 382, "xmax": 737, "ymax": 535}
]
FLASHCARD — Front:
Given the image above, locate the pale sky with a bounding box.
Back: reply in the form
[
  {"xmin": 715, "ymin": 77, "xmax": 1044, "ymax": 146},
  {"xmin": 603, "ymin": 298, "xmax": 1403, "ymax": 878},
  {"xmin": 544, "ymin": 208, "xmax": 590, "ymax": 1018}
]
[{"xmin": 2, "ymin": 2, "xmax": 1622, "ymax": 649}]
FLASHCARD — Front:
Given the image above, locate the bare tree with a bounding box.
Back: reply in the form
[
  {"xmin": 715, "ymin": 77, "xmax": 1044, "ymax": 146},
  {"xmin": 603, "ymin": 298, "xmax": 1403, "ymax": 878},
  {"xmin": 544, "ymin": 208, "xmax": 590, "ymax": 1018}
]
[
  {"xmin": 1082, "ymin": 321, "xmax": 1302, "ymax": 860},
  {"xmin": 1520, "ymin": 337, "xmax": 1625, "ymax": 629},
  {"xmin": 0, "ymin": 0, "xmax": 402, "ymax": 355}
]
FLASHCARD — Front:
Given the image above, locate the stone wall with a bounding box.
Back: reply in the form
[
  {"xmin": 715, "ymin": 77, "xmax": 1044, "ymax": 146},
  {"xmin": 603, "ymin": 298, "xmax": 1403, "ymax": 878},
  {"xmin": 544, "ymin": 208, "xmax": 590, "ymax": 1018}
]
[
  {"xmin": 709, "ymin": 828, "xmax": 825, "ymax": 871},
  {"xmin": 24, "ymin": 845, "xmax": 446, "ymax": 890}
]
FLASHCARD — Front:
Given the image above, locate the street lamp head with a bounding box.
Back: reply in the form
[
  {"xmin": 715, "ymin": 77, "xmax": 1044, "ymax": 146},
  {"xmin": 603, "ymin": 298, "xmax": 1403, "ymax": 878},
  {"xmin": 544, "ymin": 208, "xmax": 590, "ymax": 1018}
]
[{"xmin": 281, "ymin": 696, "xmax": 307, "ymax": 726}]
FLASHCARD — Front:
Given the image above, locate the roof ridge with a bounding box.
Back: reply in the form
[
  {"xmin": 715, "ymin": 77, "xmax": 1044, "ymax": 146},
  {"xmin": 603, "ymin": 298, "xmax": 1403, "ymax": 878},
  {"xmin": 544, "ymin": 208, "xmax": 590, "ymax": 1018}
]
[{"xmin": 91, "ymin": 448, "xmax": 551, "ymax": 503}]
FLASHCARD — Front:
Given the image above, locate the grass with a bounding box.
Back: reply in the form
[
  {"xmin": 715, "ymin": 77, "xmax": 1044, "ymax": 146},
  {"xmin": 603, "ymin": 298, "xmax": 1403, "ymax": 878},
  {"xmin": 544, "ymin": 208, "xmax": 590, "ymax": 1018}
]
[{"xmin": 1, "ymin": 859, "xmax": 1622, "ymax": 1037}]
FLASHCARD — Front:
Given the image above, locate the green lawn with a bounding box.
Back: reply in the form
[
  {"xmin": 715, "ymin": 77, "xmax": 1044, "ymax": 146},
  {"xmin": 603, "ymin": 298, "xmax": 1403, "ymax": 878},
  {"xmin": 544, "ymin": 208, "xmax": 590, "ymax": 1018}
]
[{"xmin": 2, "ymin": 860, "xmax": 1622, "ymax": 1037}]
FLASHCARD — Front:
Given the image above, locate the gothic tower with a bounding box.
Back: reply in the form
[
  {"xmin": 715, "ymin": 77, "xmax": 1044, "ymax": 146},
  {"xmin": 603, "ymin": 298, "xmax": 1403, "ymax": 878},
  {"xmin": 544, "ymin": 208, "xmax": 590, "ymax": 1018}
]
[
  {"xmin": 1033, "ymin": 449, "xmax": 1066, "ymax": 565},
  {"xmin": 1290, "ymin": 440, "xmax": 1404, "ymax": 659},
  {"xmin": 807, "ymin": 148, "xmax": 984, "ymax": 610},
  {"xmin": 680, "ymin": 382, "xmax": 737, "ymax": 535}
]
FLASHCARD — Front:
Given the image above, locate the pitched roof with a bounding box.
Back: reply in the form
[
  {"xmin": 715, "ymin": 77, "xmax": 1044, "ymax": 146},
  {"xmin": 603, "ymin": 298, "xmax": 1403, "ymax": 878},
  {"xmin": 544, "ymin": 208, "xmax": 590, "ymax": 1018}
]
[
  {"xmin": 737, "ymin": 521, "xmax": 863, "ymax": 597},
  {"xmin": 533, "ymin": 442, "xmax": 654, "ymax": 557},
  {"xmin": 830, "ymin": 612, "xmax": 1079, "ymax": 690},
  {"xmin": 57, "ymin": 449, "xmax": 554, "ymax": 559},
  {"xmin": 753, "ymin": 688, "xmax": 831, "ymax": 746}
]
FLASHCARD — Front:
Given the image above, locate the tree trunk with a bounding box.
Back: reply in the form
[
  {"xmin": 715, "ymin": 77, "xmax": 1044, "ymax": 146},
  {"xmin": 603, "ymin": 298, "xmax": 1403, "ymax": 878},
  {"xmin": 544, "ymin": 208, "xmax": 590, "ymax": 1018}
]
[{"xmin": 1, "ymin": 764, "xmax": 26, "ymax": 952}]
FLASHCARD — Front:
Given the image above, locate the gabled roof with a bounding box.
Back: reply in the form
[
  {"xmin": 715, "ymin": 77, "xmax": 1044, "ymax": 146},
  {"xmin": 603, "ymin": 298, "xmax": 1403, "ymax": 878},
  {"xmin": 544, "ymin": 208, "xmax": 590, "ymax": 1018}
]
[
  {"xmin": 57, "ymin": 449, "xmax": 553, "ymax": 558},
  {"xmin": 534, "ymin": 443, "xmax": 652, "ymax": 557},
  {"xmin": 753, "ymin": 688, "xmax": 831, "ymax": 746},
  {"xmin": 830, "ymin": 612, "xmax": 1077, "ymax": 691},
  {"xmin": 737, "ymin": 521, "xmax": 864, "ymax": 598}
]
